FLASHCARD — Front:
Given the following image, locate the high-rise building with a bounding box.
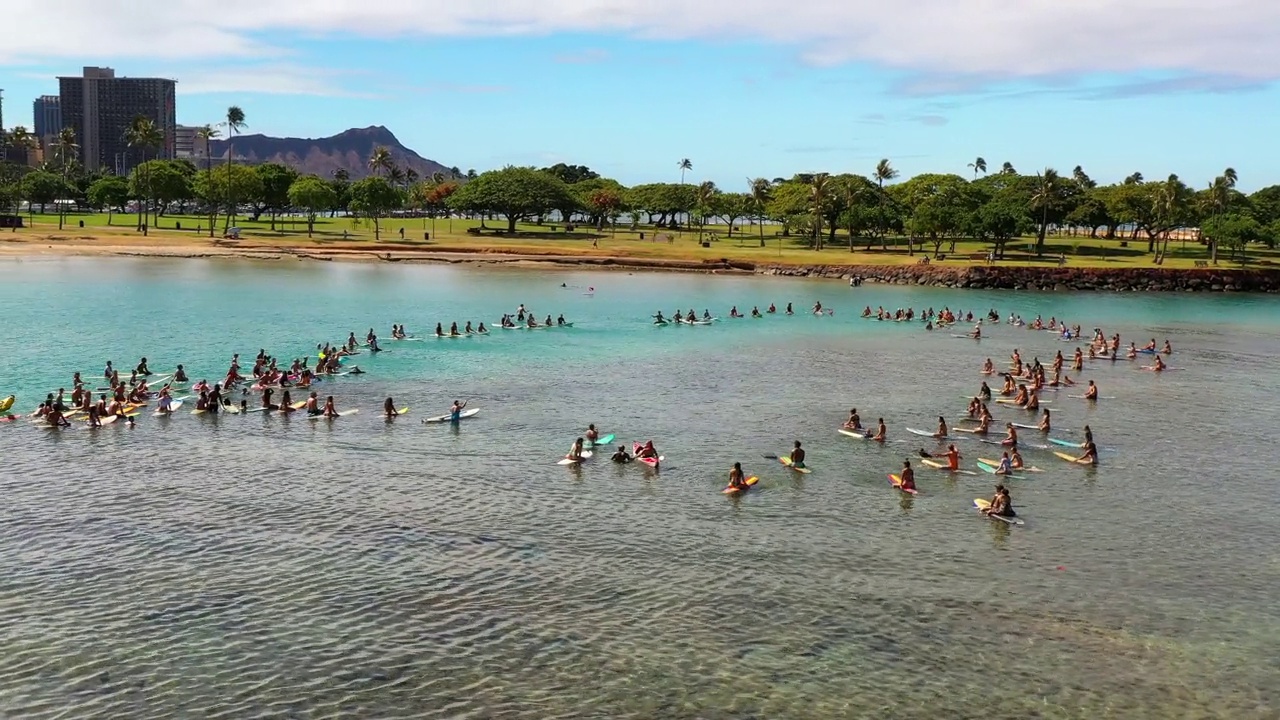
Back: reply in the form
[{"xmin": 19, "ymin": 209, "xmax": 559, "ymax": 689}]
[
  {"xmin": 174, "ymin": 124, "xmax": 198, "ymax": 158},
  {"xmin": 58, "ymin": 67, "xmax": 177, "ymax": 174},
  {"xmin": 33, "ymin": 95, "xmax": 62, "ymax": 145}
]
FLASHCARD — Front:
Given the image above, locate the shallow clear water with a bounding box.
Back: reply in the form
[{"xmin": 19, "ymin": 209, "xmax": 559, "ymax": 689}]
[{"xmin": 1, "ymin": 257, "xmax": 1278, "ymax": 719}]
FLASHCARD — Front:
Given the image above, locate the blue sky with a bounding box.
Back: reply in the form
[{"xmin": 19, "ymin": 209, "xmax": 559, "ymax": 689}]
[{"xmin": 3, "ymin": 0, "xmax": 1276, "ymax": 190}]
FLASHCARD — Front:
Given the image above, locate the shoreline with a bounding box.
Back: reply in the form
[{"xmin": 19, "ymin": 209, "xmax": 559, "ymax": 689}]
[{"xmin": 2, "ymin": 235, "xmax": 1277, "ymax": 291}]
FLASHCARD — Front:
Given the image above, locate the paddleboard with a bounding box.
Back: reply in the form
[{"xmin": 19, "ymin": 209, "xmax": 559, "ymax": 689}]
[
  {"xmin": 779, "ymin": 456, "xmax": 811, "ymax": 474},
  {"xmin": 905, "ymin": 427, "xmax": 944, "ymax": 439},
  {"xmin": 1053, "ymin": 451, "xmax": 1094, "ymax": 465},
  {"xmin": 309, "ymin": 409, "xmax": 360, "ymax": 420},
  {"xmin": 951, "ymin": 334, "xmax": 979, "ymax": 339},
  {"xmin": 586, "ymin": 433, "xmax": 615, "ymax": 447},
  {"xmin": 557, "ymin": 450, "xmax": 594, "ymax": 465},
  {"xmin": 888, "ymin": 473, "xmax": 918, "ymax": 495},
  {"xmin": 974, "ymin": 498, "xmax": 1024, "ymax": 525},
  {"xmin": 422, "ymin": 407, "xmax": 480, "ymax": 423},
  {"xmin": 153, "ymin": 399, "xmax": 185, "ymax": 416},
  {"xmin": 838, "ymin": 428, "xmax": 871, "ymax": 439},
  {"xmin": 723, "ymin": 476, "xmax": 760, "ymax": 494},
  {"xmin": 922, "ymin": 458, "xmax": 978, "ymax": 476},
  {"xmin": 975, "ymin": 461, "xmax": 1026, "ymax": 479}
]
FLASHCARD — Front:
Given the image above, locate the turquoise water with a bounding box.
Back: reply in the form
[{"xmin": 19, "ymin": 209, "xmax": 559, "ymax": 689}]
[{"xmin": 1, "ymin": 257, "xmax": 1278, "ymax": 719}]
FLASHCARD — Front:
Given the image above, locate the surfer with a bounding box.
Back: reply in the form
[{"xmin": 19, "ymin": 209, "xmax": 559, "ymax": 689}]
[
  {"xmin": 1038, "ymin": 409, "xmax": 1052, "ymax": 433},
  {"xmin": 873, "ymin": 418, "xmax": 888, "ymax": 443},
  {"xmin": 1162, "ymin": 340, "xmax": 1172, "ymax": 354},
  {"xmin": 843, "ymin": 408, "xmax": 862, "ymax": 431},
  {"xmin": 767, "ymin": 303, "xmax": 776, "ymax": 314},
  {"xmin": 785, "ymin": 303, "xmax": 793, "ymax": 315},
  {"xmin": 995, "ymin": 452, "xmax": 1015, "ymax": 475},
  {"xmin": 384, "ymin": 398, "xmax": 400, "ymax": 418},
  {"xmin": 1083, "ymin": 380, "xmax": 1099, "ymax": 400},
  {"xmin": 135, "ymin": 357, "xmax": 151, "ymax": 375},
  {"xmin": 1075, "ymin": 440, "xmax": 1099, "ymax": 465},
  {"xmin": 934, "ymin": 416, "xmax": 948, "ymax": 438},
  {"xmin": 611, "ymin": 445, "xmax": 632, "ymax": 463},
  {"xmin": 449, "ymin": 400, "xmax": 467, "ymax": 422},
  {"xmin": 789, "ymin": 441, "xmax": 806, "ymax": 469},
  {"xmin": 812, "ymin": 301, "xmax": 823, "ymax": 315},
  {"xmin": 1010, "ymin": 448, "xmax": 1025, "ymax": 470},
  {"xmin": 751, "ymin": 306, "xmax": 762, "ymax": 318},
  {"xmin": 585, "ymin": 424, "xmax": 600, "ymax": 444},
  {"xmin": 728, "ymin": 462, "xmax": 748, "ymax": 492},
  {"xmin": 945, "ymin": 444, "xmax": 962, "ymax": 471},
  {"xmin": 982, "ymin": 358, "xmax": 994, "ymax": 374},
  {"xmin": 567, "ymin": 438, "xmax": 587, "ymax": 462},
  {"xmin": 305, "ymin": 392, "xmax": 320, "ymax": 416},
  {"xmin": 1002, "ymin": 423, "xmax": 1019, "ymax": 448},
  {"xmin": 1151, "ymin": 355, "xmax": 1167, "ymax": 372},
  {"xmin": 321, "ymin": 396, "xmax": 339, "ymax": 418},
  {"xmin": 450, "ymin": 322, "xmax": 461, "ymax": 337},
  {"xmin": 478, "ymin": 322, "xmax": 488, "ymax": 333},
  {"xmin": 436, "ymin": 322, "xmax": 445, "ymax": 337}
]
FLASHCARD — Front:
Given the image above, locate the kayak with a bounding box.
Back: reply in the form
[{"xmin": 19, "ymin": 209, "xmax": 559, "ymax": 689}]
[
  {"xmin": 974, "ymin": 498, "xmax": 1024, "ymax": 525},
  {"xmin": 586, "ymin": 433, "xmax": 615, "ymax": 447},
  {"xmin": 152, "ymin": 399, "xmax": 185, "ymax": 416},
  {"xmin": 423, "ymin": 408, "xmax": 480, "ymax": 423},
  {"xmin": 779, "ymin": 456, "xmax": 811, "ymax": 474},
  {"xmin": 640, "ymin": 455, "xmax": 664, "ymax": 468},
  {"xmin": 975, "ymin": 461, "xmax": 1027, "ymax": 479},
  {"xmin": 838, "ymin": 428, "xmax": 871, "ymax": 439},
  {"xmin": 722, "ymin": 476, "xmax": 760, "ymax": 495},
  {"xmin": 557, "ymin": 450, "xmax": 594, "ymax": 465},
  {"xmin": 309, "ymin": 409, "xmax": 360, "ymax": 420},
  {"xmin": 888, "ymin": 473, "xmax": 918, "ymax": 495}
]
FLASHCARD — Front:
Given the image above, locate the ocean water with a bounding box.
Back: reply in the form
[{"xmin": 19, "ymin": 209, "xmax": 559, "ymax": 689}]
[{"xmin": 1, "ymin": 256, "xmax": 1278, "ymax": 719}]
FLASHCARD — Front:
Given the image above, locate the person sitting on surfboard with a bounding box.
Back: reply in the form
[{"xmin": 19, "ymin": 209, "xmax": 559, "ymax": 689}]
[
  {"xmin": 1075, "ymin": 441, "xmax": 1099, "ymax": 465},
  {"xmin": 320, "ymin": 396, "xmax": 339, "ymax": 418},
  {"xmin": 789, "ymin": 441, "xmax": 806, "ymax": 469},
  {"xmin": 1037, "ymin": 409, "xmax": 1052, "ymax": 433},
  {"xmin": 767, "ymin": 304, "xmax": 776, "ymax": 314},
  {"xmin": 557, "ymin": 314, "xmax": 567, "ymax": 326},
  {"xmin": 934, "ymin": 416, "xmax": 948, "ymax": 439},
  {"xmin": 873, "ymin": 419, "xmax": 887, "ymax": 443},
  {"xmin": 785, "ymin": 303, "xmax": 794, "ymax": 315},
  {"xmin": 449, "ymin": 400, "xmax": 467, "ymax": 423},
  {"xmin": 843, "ymin": 409, "xmax": 862, "ymax": 431},
  {"xmin": 1010, "ymin": 448, "xmax": 1025, "ymax": 470},
  {"xmin": 1024, "ymin": 390, "xmax": 1040, "ymax": 411},
  {"xmin": 450, "ymin": 322, "xmax": 461, "ymax": 337},
  {"xmin": 729, "ymin": 306, "xmax": 741, "ymax": 318},
  {"xmin": 982, "ymin": 486, "xmax": 1016, "ymax": 518},
  {"xmin": 751, "ymin": 306, "xmax": 762, "ymax": 318},
  {"xmin": 1151, "ymin": 355, "xmax": 1167, "ymax": 372},
  {"xmin": 1002, "ymin": 424, "xmax": 1018, "ymax": 447},
  {"xmin": 611, "ymin": 445, "xmax": 632, "ymax": 463},
  {"xmin": 305, "ymin": 392, "xmax": 320, "ymax": 416},
  {"xmin": 567, "ymin": 438, "xmax": 586, "ymax": 461},
  {"xmin": 279, "ymin": 391, "xmax": 295, "ymax": 414},
  {"xmin": 996, "ymin": 452, "xmax": 1014, "ymax": 475},
  {"xmin": 981, "ymin": 359, "xmax": 994, "ymax": 375},
  {"xmin": 945, "ymin": 445, "xmax": 962, "ymax": 471},
  {"xmin": 436, "ymin": 323, "xmax": 445, "ymax": 337},
  {"xmin": 899, "ymin": 461, "xmax": 916, "ymax": 492},
  {"xmin": 465, "ymin": 321, "xmax": 475, "ymax": 334},
  {"xmin": 812, "ymin": 301, "xmax": 822, "ymax": 314},
  {"xmin": 1162, "ymin": 340, "xmax": 1172, "ymax": 354},
  {"xmin": 728, "ymin": 463, "xmax": 748, "ymax": 491},
  {"xmin": 478, "ymin": 323, "xmax": 488, "ymax": 333},
  {"xmin": 384, "ymin": 398, "xmax": 400, "ymax": 418}
]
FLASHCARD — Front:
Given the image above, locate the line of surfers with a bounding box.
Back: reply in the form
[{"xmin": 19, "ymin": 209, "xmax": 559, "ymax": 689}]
[
  {"xmin": 499, "ymin": 306, "xmax": 574, "ymax": 329},
  {"xmin": 653, "ymin": 301, "xmax": 833, "ymax": 325},
  {"xmin": 863, "ymin": 307, "xmax": 1001, "ymax": 326}
]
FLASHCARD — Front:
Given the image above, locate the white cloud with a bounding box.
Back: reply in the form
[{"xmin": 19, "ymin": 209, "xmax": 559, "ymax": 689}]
[
  {"xmin": 177, "ymin": 64, "xmax": 378, "ymax": 98},
  {"xmin": 4, "ymin": 0, "xmax": 1278, "ymax": 85}
]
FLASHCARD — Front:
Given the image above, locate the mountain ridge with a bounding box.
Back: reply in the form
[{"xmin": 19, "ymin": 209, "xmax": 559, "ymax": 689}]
[{"xmin": 206, "ymin": 126, "xmax": 452, "ymax": 180}]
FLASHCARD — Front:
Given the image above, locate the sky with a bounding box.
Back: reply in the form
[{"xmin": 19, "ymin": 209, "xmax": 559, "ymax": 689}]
[{"xmin": 1, "ymin": 0, "xmax": 1277, "ymax": 191}]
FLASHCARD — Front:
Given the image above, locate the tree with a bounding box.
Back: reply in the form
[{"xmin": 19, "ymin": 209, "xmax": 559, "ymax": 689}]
[
  {"xmin": 125, "ymin": 116, "xmax": 163, "ymax": 234},
  {"xmin": 195, "ymin": 124, "xmax": 221, "ymax": 236},
  {"xmin": 1153, "ymin": 174, "xmax": 1192, "ymax": 263},
  {"xmin": 87, "ymin": 176, "xmax": 130, "ymax": 223},
  {"xmin": 807, "ymin": 173, "xmax": 832, "ymax": 250},
  {"xmin": 1201, "ymin": 213, "xmax": 1263, "ymax": 265},
  {"xmin": 693, "ymin": 181, "xmax": 719, "ymax": 243},
  {"xmin": 541, "ymin": 163, "xmax": 599, "ymax": 185},
  {"xmin": 765, "ymin": 181, "xmax": 810, "ymax": 237},
  {"xmin": 348, "ymin": 176, "xmax": 403, "ymax": 240},
  {"xmin": 330, "ymin": 168, "xmax": 351, "ymax": 216},
  {"xmin": 368, "ymin": 146, "xmax": 393, "ymax": 177},
  {"xmin": 52, "ymin": 128, "xmax": 79, "ymax": 229},
  {"xmin": 973, "ymin": 192, "xmax": 1031, "ymax": 259},
  {"xmin": 714, "ymin": 193, "xmax": 751, "ymax": 237},
  {"xmin": 585, "ymin": 188, "xmax": 623, "ymax": 233},
  {"xmin": 448, "ymin": 166, "xmax": 574, "ymax": 232},
  {"xmin": 223, "ymin": 105, "xmax": 247, "ymax": 231},
  {"xmin": 20, "ymin": 170, "xmax": 67, "ymax": 215},
  {"xmin": 1072, "ymin": 165, "xmax": 1096, "ymax": 189},
  {"xmin": 748, "ymin": 178, "xmax": 772, "ymax": 243},
  {"xmin": 129, "ymin": 160, "xmax": 192, "ymax": 220},
  {"xmin": 571, "ymin": 177, "xmax": 627, "ymax": 227},
  {"xmin": 1030, "ymin": 168, "xmax": 1062, "ymax": 256},
  {"xmin": 968, "ymin": 157, "xmax": 987, "ymax": 179},
  {"xmin": 1000, "ymin": 161, "xmax": 1017, "ymax": 175},
  {"xmin": 253, "ymin": 163, "xmax": 300, "ymax": 229},
  {"xmin": 873, "ymin": 158, "xmax": 899, "ymax": 248},
  {"xmin": 193, "ymin": 164, "xmax": 262, "ymax": 236},
  {"xmin": 287, "ymin": 176, "xmax": 338, "ymax": 238},
  {"xmin": 677, "ymin": 158, "xmax": 692, "ymax": 184}
]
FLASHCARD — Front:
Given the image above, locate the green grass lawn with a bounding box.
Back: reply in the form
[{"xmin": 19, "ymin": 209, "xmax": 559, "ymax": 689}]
[{"xmin": 15, "ymin": 210, "xmax": 1278, "ymax": 270}]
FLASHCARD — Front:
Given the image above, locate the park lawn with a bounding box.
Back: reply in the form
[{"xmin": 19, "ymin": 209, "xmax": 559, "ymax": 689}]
[{"xmin": 12, "ymin": 211, "xmax": 1278, "ymax": 271}]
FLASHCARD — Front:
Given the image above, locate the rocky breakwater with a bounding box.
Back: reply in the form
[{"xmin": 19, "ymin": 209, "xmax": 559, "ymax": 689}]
[{"xmin": 756, "ymin": 263, "xmax": 1280, "ymax": 292}]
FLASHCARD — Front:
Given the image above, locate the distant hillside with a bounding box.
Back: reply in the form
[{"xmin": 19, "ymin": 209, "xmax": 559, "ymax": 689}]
[{"xmin": 207, "ymin": 126, "xmax": 451, "ymax": 180}]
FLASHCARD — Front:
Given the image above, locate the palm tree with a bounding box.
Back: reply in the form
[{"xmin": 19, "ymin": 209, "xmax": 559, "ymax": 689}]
[
  {"xmin": 1155, "ymin": 174, "xmax": 1189, "ymax": 263},
  {"xmin": 873, "ymin": 158, "xmax": 898, "ymax": 249},
  {"xmin": 810, "ymin": 173, "xmax": 831, "ymax": 251},
  {"xmin": 53, "ymin": 128, "xmax": 79, "ymax": 230},
  {"xmin": 1123, "ymin": 172, "xmax": 1144, "ymax": 185},
  {"xmin": 1072, "ymin": 165, "xmax": 1095, "ymax": 188},
  {"xmin": 678, "ymin": 158, "xmax": 692, "ymax": 184},
  {"xmin": 693, "ymin": 180, "xmax": 716, "ymax": 244},
  {"xmin": 1204, "ymin": 175, "xmax": 1233, "ymax": 263},
  {"xmin": 431, "ymin": 171, "xmax": 445, "ymax": 185},
  {"xmin": 967, "ymin": 157, "xmax": 987, "ymax": 179},
  {"xmin": 369, "ymin": 146, "xmax": 393, "ymax": 177},
  {"xmin": 1030, "ymin": 168, "xmax": 1061, "ymax": 256},
  {"xmin": 748, "ymin": 177, "xmax": 772, "ymax": 244},
  {"xmin": 195, "ymin": 124, "xmax": 221, "ymax": 237},
  {"xmin": 1223, "ymin": 167, "xmax": 1238, "ymax": 188},
  {"xmin": 405, "ymin": 168, "xmax": 419, "ymax": 189},
  {"xmin": 223, "ymin": 105, "xmax": 246, "ymax": 232},
  {"xmin": 5, "ymin": 127, "xmax": 36, "ymax": 220},
  {"xmin": 125, "ymin": 117, "xmax": 163, "ymax": 236},
  {"xmin": 1000, "ymin": 161, "xmax": 1016, "ymax": 175}
]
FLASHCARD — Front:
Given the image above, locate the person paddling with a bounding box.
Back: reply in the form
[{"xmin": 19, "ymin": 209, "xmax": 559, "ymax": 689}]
[{"xmin": 449, "ymin": 399, "xmax": 467, "ymax": 423}]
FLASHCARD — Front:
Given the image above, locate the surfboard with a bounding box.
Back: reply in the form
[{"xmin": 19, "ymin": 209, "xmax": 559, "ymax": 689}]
[
  {"xmin": 386, "ymin": 407, "xmax": 410, "ymax": 417},
  {"xmin": 586, "ymin": 433, "xmax": 615, "ymax": 447},
  {"xmin": 1011, "ymin": 423, "xmax": 1043, "ymax": 431},
  {"xmin": 557, "ymin": 450, "xmax": 594, "ymax": 465},
  {"xmin": 1049, "ymin": 438, "xmax": 1082, "ymax": 448},
  {"xmin": 888, "ymin": 473, "xmax": 918, "ymax": 495},
  {"xmin": 906, "ymin": 428, "xmax": 945, "ymax": 439},
  {"xmin": 975, "ymin": 460, "xmax": 1026, "ymax": 479},
  {"xmin": 1053, "ymin": 451, "xmax": 1094, "ymax": 465},
  {"xmin": 838, "ymin": 428, "xmax": 871, "ymax": 439},
  {"xmin": 779, "ymin": 456, "xmax": 811, "ymax": 474},
  {"xmin": 723, "ymin": 476, "xmax": 760, "ymax": 494},
  {"xmin": 423, "ymin": 407, "xmax": 479, "ymax": 423},
  {"xmin": 978, "ymin": 458, "xmax": 1044, "ymax": 473},
  {"xmin": 153, "ymin": 399, "xmax": 184, "ymax": 416},
  {"xmin": 309, "ymin": 409, "xmax": 360, "ymax": 420},
  {"xmin": 975, "ymin": 498, "xmax": 1024, "ymax": 525}
]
